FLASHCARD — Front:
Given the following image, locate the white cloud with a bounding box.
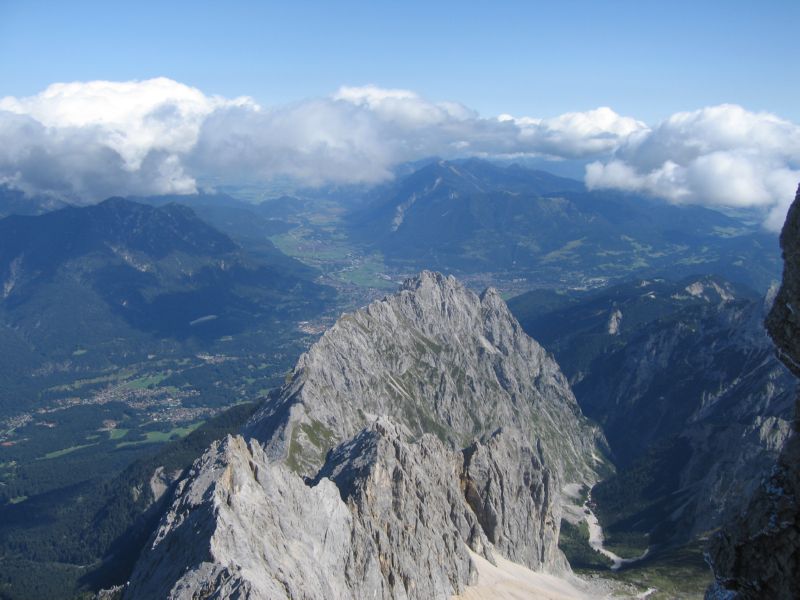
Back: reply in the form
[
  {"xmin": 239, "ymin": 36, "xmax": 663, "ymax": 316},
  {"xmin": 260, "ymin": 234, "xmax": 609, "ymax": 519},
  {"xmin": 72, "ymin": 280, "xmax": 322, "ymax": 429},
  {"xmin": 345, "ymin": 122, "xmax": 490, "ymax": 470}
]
[
  {"xmin": 188, "ymin": 93, "xmax": 640, "ymax": 188},
  {"xmin": 189, "ymin": 99, "xmax": 398, "ymax": 186},
  {"xmin": 0, "ymin": 78, "xmax": 254, "ymax": 199},
  {"xmin": 508, "ymin": 107, "xmax": 647, "ymax": 157},
  {"xmin": 586, "ymin": 104, "xmax": 800, "ymax": 230},
  {"xmin": 0, "ymin": 78, "xmax": 253, "ymax": 173},
  {"xmin": 333, "ymin": 85, "xmax": 477, "ymax": 125},
  {"xmin": 0, "ymin": 79, "xmax": 798, "ymax": 230},
  {"xmin": 0, "ymin": 110, "xmax": 198, "ymax": 199},
  {"xmin": 0, "ymin": 78, "xmax": 648, "ymax": 199}
]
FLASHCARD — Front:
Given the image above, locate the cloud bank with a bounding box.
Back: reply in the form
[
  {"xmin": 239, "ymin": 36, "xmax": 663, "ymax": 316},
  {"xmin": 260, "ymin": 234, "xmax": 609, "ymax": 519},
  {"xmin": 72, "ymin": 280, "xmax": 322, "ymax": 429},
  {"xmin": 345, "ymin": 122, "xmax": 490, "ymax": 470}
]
[
  {"xmin": 585, "ymin": 105, "xmax": 800, "ymax": 230},
  {"xmin": 1, "ymin": 78, "xmax": 798, "ymax": 229}
]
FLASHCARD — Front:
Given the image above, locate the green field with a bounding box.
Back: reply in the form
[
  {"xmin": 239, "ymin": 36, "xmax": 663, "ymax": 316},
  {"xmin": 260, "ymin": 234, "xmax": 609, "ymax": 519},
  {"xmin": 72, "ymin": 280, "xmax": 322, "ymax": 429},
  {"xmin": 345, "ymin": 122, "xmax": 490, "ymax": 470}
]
[
  {"xmin": 269, "ymin": 228, "xmax": 352, "ymax": 263},
  {"xmin": 39, "ymin": 443, "xmax": 98, "ymax": 460},
  {"xmin": 47, "ymin": 369, "xmax": 133, "ymax": 393},
  {"xmin": 335, "ymin": 254, "xmax": 396, "ymax": 289},
  {"xmin": 116, "ymin": 422, "xmax": 204, "ymax": 448},
  {"xmin": 108, "ymin": 428, "xmax": 129, "ymax": 440},
  {"xmin": 124, "ymin": 373, "xmax": 169, "ymax": 389}
]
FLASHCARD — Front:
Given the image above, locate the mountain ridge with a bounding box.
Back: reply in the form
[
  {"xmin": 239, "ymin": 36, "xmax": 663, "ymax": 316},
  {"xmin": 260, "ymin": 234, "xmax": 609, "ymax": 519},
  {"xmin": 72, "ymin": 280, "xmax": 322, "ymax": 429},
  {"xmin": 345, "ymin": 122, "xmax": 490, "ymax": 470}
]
[
  {"xmin": 347, "ymin": 158, "xmax": 780, "ymax": 291},
  {"xmin": 0, "ymin": 197, "xmax": 332, "ymax": 415}
]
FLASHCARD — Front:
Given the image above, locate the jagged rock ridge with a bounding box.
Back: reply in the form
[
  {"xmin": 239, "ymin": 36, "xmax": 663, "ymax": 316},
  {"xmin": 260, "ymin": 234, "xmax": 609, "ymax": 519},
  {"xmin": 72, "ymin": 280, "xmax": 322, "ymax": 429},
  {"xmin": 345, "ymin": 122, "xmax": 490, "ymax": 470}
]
[
  {"xmin": 125, "ymin": 271, "xmax": 601, "ymax": 599},
  {"xmin": 706, "ymin": 185, "xmax": 800, "ymax": 599}
]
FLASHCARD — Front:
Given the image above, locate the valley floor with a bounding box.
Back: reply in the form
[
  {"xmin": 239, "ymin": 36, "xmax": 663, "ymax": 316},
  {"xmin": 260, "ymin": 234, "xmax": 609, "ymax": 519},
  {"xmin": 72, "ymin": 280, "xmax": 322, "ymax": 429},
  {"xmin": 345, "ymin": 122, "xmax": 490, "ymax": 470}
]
[{"xmin": 560, "ymin": 484, "xmax": 711, "ymax": 599}]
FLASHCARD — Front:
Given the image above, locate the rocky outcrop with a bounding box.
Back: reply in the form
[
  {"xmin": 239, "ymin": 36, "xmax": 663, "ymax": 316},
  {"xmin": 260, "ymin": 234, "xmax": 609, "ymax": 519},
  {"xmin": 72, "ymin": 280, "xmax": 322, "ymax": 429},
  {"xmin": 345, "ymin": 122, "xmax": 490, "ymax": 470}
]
[
  {"xmin": 126, "ymin": 271, "xmax": 601, "ymax": 599},
  {"xmin": 126, "ymin": 435, "xmax": 355, "ymax": 599},
  {"xmin": 128, "ymin": 418, "xmax": 573, "ymax": 599},
  {"xmin": 312, "ymin": 419, "xmax": 487, "ymax": 598},
  {"xmin": 706, "ymin": 185, "xmax": 800, "ymax": 599}
]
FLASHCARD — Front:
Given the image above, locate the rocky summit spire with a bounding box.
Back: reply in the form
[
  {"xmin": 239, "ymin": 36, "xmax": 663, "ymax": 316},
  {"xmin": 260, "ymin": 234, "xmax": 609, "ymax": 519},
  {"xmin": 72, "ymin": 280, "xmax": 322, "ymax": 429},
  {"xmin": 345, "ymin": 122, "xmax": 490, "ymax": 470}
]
[{"xmin": 125, "ymin": 271, "xmax": 603, "ymax": 599}]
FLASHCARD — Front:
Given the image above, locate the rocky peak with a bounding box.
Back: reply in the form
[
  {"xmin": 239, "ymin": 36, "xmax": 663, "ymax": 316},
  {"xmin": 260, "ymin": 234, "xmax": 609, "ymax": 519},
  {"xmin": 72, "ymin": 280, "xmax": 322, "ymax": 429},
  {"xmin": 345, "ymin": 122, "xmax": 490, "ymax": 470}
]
[
  {"xmin": 246, "ymin": 270, "xmax": 599, "ymax": 481},
  {"xmin": 461, "ymin": 427, "xmax": 567, "ymax": 573},
  {"xmin": 126, "ymin": 272, "xmax": 601, "ymax": 599},
  {"xmin": 400, "ymin": 268, "xmax": 451, "ymax": 291}
]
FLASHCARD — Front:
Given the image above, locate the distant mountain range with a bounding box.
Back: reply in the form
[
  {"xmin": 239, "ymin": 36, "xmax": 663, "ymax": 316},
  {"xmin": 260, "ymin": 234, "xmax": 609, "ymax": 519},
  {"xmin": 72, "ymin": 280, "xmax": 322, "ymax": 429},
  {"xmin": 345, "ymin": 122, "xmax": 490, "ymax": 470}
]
[
  {"xmin": 129, "ymin": 192, "xmax": 304, "ymax": 263},
  {"xmin": 0, "ymin": 198, "xmax": 332, "ymax": 411},
  {"xmin": 348, "ymin": 159, "xmax": 780, "ymax": 291},
  {"xmin": 4, "ymin": 159, "xmax": 782, "ymax": 294}
]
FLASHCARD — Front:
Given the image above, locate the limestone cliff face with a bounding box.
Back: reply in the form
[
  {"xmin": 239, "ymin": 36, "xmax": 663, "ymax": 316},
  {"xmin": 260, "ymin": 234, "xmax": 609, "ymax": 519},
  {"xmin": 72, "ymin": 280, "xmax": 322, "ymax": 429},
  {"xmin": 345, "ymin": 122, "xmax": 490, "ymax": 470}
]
[
  {"xmin": 460, "ymin": 427, "xmax": 566, "ymax": 571},
  {"xmin": 706, "ymin": 186, "xmax": 800, "ymax": 600},
  {"xmin": 125, "ymin": 271, "xmax": 600, "ymax": 599},
  {"xmin": 125, "ymin": 435, "xmax": 354, "ymax": 599},
  {"xmin": 246, "ymin": 271, "xmax": 598, "ymax": 483}
]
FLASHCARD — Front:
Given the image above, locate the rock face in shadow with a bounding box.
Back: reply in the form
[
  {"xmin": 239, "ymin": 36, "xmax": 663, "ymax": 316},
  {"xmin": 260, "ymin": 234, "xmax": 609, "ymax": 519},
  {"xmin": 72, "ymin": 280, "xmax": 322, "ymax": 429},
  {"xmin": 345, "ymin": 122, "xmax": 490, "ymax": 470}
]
[
  {"xmin": 125, "ymin": 271, "xmax": 601, "ymax": 599},
  {"xmin": 706, "ymin": 186, "xmax": 800, "ymax": 600},
  {"xmin": 461, "ymin": 427, "xmax": 565, "ymax": 572},
  {"xmin": 767, "ymin": 189, "xmax": 800, "ymax": 376}
]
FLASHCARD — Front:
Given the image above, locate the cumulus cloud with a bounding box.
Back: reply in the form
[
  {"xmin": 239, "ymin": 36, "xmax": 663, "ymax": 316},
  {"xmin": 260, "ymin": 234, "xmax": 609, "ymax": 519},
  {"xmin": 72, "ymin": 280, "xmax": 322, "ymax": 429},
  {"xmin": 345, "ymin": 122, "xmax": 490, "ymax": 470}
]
[
  {"xmin": 0, "ymin": 78, "xmax": 647, "ymax": 200},
  {"xmin": 189, "ymin": 87, "xmax": 646, "ymax": 187},
  {"xmin": 0, "ymin": 109, "xmax": 198, "ymax": 199},
  {"xmin": 0, "ymin": 78, "xmax": 798, "ymax": 229},
  {"xmin": 333, "ymin": 85, "xmax": 478, "ymax": 124},
  {"xmin": 586, "ymin": 104, "xmax": 800, "ymax": 230},
  {"xmin": 0, "ymin": 78, "xmax": 252, "ymax": 198},
  {"xmin": 501, "ymin": 107, "xmax": 647, "ymax": 157}
]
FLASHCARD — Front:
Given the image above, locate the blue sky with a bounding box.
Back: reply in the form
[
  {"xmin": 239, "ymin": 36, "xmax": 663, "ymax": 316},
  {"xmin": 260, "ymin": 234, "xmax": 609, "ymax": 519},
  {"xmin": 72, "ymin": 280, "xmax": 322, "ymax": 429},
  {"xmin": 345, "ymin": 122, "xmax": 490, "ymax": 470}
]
[{"xmin": 1, "ymin": 0, "xmax": 798, "ymax": 122}]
